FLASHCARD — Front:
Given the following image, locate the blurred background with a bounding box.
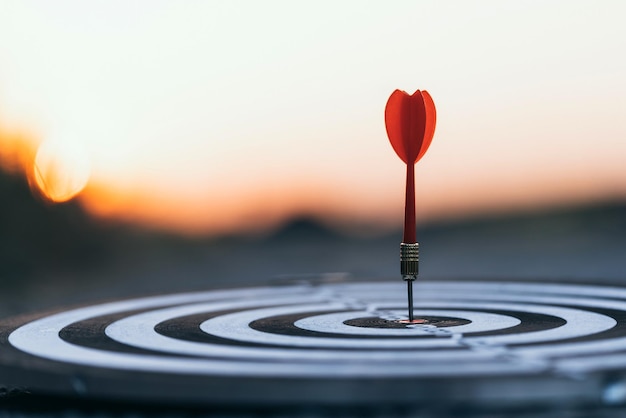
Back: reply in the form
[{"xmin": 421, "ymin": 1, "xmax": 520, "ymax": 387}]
[{"xmin": 0, "ymin": 1, "xmax": 625, "ymax": 318}]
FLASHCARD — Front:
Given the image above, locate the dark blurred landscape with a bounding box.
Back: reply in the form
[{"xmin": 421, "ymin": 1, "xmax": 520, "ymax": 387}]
[{"xmin": 1, "ymin": 168, "xmax": 625, "ymax": 318}]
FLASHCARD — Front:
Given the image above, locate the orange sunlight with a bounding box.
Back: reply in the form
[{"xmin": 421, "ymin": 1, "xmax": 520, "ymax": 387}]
[
  {"xmin": 32, "ymin": 140, "xmax": 91, "ymax": 203},
  {"xmin": 79, "ymin": 179, "xmax": 393, "ymax": 236},
  {"xmin": 0, "ymin": 127, "xmax": 38, "ymax": 176},
  {"xmin": 0, "ymin": 126, "xmax": 89, "ymax": 204}
]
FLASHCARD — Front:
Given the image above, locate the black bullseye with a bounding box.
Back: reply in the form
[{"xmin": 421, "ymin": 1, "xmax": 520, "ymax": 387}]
[{"xmin": 344, "ymin": 316, "xmax": 471, "ymax": 329}]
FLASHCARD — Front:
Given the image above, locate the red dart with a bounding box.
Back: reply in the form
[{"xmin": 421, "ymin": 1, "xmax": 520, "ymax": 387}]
[{"xmin": 384, "ymin": 89, "xmax": 436, "ymax": 322}]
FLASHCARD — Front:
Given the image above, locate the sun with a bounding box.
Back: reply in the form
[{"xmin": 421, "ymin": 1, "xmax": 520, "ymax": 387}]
[{"xmin": 32, "ymin": 140, "xmax": 91, "ymax": 203}]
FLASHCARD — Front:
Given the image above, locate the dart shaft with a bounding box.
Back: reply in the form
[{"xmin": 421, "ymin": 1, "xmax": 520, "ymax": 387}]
[{"xmin": 404, "ymin": 163, "xmax": 416, "ymax": 243}]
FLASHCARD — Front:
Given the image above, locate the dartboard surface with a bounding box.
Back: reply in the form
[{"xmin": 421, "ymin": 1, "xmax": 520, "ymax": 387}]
[{"xmin": 2, "ymin": 279, "xmax": 626, "ymax": 408}]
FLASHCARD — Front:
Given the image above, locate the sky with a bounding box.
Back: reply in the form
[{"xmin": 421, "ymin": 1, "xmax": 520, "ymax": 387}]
[{"xmin": 0, "ymin": 1, "xmax": 625, "ymax": 235}]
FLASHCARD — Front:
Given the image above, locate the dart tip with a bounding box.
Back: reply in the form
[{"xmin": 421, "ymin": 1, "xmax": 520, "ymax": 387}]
[{"xmin": 407, "ymin": 279, "xmax": 414, "ymax": 321}]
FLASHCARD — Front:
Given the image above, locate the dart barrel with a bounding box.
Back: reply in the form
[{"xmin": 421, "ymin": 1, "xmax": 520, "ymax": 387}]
[{"xmin": 400, "ymin": 242, "xmax": 419, "ymax": 279}]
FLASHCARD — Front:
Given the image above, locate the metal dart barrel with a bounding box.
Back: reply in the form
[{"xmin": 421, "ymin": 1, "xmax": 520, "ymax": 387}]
[{"xmin": 400, "ymin": 242, "xmax": 419, "ymax": 321}]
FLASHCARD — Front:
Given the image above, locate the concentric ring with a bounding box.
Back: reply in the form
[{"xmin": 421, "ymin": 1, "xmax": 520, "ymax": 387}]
[{"xmin": 7, "ymin": 281, "xmax": 626, "ymax": 380}]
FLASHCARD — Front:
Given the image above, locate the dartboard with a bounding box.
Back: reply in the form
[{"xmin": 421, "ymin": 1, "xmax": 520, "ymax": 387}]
[{"xmin": 2, "ymin": 280, "xmax": 626, "ymax": 406}]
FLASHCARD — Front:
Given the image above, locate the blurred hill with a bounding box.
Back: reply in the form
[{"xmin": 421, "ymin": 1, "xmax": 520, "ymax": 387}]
[
  {"xmin": 0, "ymin": 167, "xmax": 625, "ymax": 317},
  {"xmin": 0, "ymin": 170, "xmax": 114, "ymax": 278}
]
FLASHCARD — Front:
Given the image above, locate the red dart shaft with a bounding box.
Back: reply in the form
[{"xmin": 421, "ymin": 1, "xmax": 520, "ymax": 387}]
[{"xmin": 403, "ymin": 163, "xmax": 416, "ymax": 244}]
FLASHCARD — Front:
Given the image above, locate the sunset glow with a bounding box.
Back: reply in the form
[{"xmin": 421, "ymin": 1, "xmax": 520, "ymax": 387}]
[
  {"xmin": 1, "ymin": 1, "xmax": 625, "ymax": 235},
  {"xmin": 0, "ymin": 127, "xmax": 38, "ymax": 176},
  {"xmin": 32, "ymin": 140, "xmax": 90, "ymax": 203}
]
